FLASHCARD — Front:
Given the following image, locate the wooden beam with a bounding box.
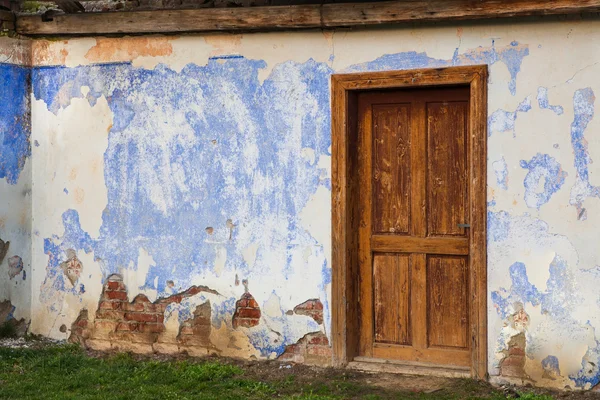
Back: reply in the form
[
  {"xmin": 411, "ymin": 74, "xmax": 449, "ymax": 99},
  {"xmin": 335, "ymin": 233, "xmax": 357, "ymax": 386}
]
[
  {"xmin": 0, "ymin": 10, "xmax": 15, "ymax": 33},
  {"xmin": 16, "ymin": 0, "xmax": 600, "ymax": 36}
]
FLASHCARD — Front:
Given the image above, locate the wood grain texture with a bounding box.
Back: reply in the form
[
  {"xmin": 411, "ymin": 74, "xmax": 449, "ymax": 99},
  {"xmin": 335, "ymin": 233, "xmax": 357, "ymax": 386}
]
[
  {"xmin": 372, "ymin": 104, "xmax": 411, "ymax": 235},
  {"xmin": 331, "ymin": 66, "xmax": 487, "ymax": 377},
  {"xmin": 0, "ymin": 10, "xmax": 15, "ymax": 32},
  {"xmin": 357, "ymin": 92, "xmax": 374, "ymax": 358},
  {"xmin": 16, "ymin": 0, "xmax": 600, "ymax": 35},
  {"xmin": 371, "ymin": 235, "xmax": 468, "ymax": 255},
  {"xmin": 427, "ymin": 101, "xmax": 469, "ymax": 237},
  {"xmin": 427, "ymin": 255, "xmax": 469, "ymax": 349},
  {"xmin": 373, "ymin": 254, "xmax": 411, "ymax": 345}
]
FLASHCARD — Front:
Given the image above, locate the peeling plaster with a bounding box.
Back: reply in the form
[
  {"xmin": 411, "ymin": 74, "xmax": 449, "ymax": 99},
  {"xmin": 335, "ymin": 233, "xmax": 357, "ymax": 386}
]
[{"xmin": 1, "ymin": 19, "xmax": 600, "ymax": 391}]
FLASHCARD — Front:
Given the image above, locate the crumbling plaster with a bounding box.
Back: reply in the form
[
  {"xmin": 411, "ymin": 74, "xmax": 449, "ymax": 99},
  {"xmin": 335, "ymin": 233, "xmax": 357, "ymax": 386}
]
[
  {"xmin": 0, "ymin": 36, "xmax": 32, "ymax": 328},
  {"xmin": 1, "ymin": 18, "xmax": 600, "ymax": 390}
]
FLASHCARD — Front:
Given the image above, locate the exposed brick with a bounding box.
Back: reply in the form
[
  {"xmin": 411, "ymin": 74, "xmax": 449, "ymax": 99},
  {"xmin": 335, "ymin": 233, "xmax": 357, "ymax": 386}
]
[
  {"xmin": 179, "ymin": 326, "xmax": 194, "ymax": 335},
  {"xmin": 105, "ymin": 290, "xmax": 128, "ymax": 301},
  {"xmin": 508, "ymin": 347, "xmax": 525, "ymax": 356},
  {"xmin": 122, "ymin": 302, "xmax": 145, "ymax": 312},
  {"xmin": 116, "ymin": 322, "xmax": 138, "ymax": 331},
  {"xmin": 124, "ymin": 312, "xmax": 157, "ymax": 323},
  {"xmin": 96, "ymin": 310, "xmax": 125, "ymax": 320},
  {"xmin": 233, "ymin": 292, "xmax": 261, "ymax": 329},
  {"xmin": 99, "ymin": 301, "xmax": 122, "ymax": 310},
  {"xmin": 234, "ymin": 318, "xmax": 260, "ymax": 328},
  {"xmin": 139, "ymin": 323, "xmax": 165, "ymax": 333},
  {"xmin": 308, "ymin": 334, "xmax": 329, "ymax": 346},
  {"xmin": 106, "ymin": 281, "xmax": 126, "ymax": 291},
  {"xmin": 236, "ymin": 308, "xmax": 261, "ymax": 319},
  {"xmin": 500, "ymin": 332, "xmax": 527, "ymax": 378},
  {"xmin": 278, "ymin": 332, "xmax": 331, "ymax": 366},
  {"xmin": 307, "ymin": 345, "xmax": 331, "ymax": 357},
  {"xmin": 294, "ymin": 299, "xmax": 324, "ymax": 324},
  {"xmin": 94, "ymin": 320, "xmax": 118, "ymax": 332}
]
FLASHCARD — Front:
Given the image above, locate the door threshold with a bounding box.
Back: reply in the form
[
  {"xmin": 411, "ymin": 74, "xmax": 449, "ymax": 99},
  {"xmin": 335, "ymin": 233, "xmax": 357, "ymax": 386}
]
[{"xmin": 348, "ymin": 357, "xmax": 471, "ymax": 379}]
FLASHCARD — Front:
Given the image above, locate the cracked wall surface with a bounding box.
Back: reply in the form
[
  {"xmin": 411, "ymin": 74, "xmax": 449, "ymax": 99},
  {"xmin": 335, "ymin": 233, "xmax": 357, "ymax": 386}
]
[
  {"xmin": 0, "ymin": 37, "xmax": 32, "ymax": 331},
  {"xmin": 2, "ymin": 17, "xmax": 600, "ymax": 391}
]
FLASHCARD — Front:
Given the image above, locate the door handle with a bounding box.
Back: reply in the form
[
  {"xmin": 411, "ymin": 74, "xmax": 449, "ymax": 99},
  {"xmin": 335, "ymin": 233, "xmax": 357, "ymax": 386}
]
[{"xmin": 458, "ymin": 223, "xmax": 470, "ymax": 228}]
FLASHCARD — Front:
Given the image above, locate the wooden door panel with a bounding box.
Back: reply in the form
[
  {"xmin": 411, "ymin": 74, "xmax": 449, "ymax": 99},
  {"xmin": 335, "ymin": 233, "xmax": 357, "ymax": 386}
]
[
  {"xmin": 373, "ymin": 253, "xmax": 411, "ymax": 345},
  {"xmin": 372, "ymin": 104, "xmax": 411, "ymax": 235},
  {"xmin": 427, "ymin": 255, "xmax": 470, "ymax": 349},
  {"xmin": 357, "ymin": 87, "xmax": 473, "ymax": 369},
  {"xmin": 371, "ymin": 235, "xmax": 468, "ymax": 255},
  {"xmin": 372, "ymin": 343, "xmax": 471, "ymax": 367},
  {"xmin": 426, "ymin": 101, "xmax": 468, "ymax": 237}
]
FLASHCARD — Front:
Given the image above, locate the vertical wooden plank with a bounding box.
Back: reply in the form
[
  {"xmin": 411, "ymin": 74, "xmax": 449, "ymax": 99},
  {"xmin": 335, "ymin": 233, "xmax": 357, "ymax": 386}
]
[
  {"xmin": 345, "ymin": 91, "xmax": 361, "ymax": 363},
  {"xmin": 411, "ymin": 100, "xmax": 427, "ymax": 239},
  {"xmin": 427, "ymin": 256, "xmax": 469, "ymax": 349},
  {"xmin": 427, "ymin": 101, "xmax": 469, "ymax": 237},
  {"xmin": 372, "ymin": 104, "xmax": 411, "ymax": 235},
  {"xmin": 357, "ymin": 94, "xmax": 374, "ymax": 358},
  {"xmin": 373, "ymin": 254, "xmax": 411, "ymax": 345},
  {"xmin": 469, "ymin": 68, "xmax": 488, "ymax": 379},
  {"xmin": 330, "ymin": 76, "xmax": 347, "ymax": 366},
  {"xmin": 409, "ymin": 99, "xmax": 427, "ymax": 351}
]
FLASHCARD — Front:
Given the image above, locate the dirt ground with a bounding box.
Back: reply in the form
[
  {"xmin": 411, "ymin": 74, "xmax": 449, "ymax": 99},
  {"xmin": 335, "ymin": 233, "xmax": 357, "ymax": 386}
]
[{"xmin": 86, "ymin": 348, "xmax": 600, "ymax": 399}]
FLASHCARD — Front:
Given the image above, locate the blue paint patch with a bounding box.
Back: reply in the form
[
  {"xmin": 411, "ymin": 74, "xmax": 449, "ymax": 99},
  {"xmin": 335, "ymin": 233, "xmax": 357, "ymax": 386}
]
[
  {"xmin": 542, "ymin": 355, "xmax": 561, "ymax": 376},
  {"xmin": 570, "ymin": 88, "xmax": 599, "ymax": 214},
  {"xmin": 493, "ymin": 157, "xmax": 509, "ymax": 190},
  {"xmin": 520, "ymin": 153, "xmax": 567, "ymax": 209},
  {"xmin": 488, "ymin": 96, "xmax": 531, "ymax": 137},
  {"xmin": 0, "ymin": 63, "xmax": 31, "ymax": 184},
  {"xmin": 31, "ymin": 42, "xmax": 531, "ymax": 357},
  {"xmin": 488, "ymin": 210, "xmax": 511, "ymax": 242},
  {"xmin": 346, "ymin": 42, "xmax": 529, "ymax": 95},
  {"xmin": 571, "ymin": 339, "xmax": 600, "ymax": 389},
  {"xmin": 537, "ymin": 87, "xmax": 564, "ymax": 115}
]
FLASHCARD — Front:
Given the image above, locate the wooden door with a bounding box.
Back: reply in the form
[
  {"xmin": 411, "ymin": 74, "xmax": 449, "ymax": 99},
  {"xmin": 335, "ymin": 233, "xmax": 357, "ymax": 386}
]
[{"xmin": 357, "ymin": 86, "xmax": 472, "ymax": 368}]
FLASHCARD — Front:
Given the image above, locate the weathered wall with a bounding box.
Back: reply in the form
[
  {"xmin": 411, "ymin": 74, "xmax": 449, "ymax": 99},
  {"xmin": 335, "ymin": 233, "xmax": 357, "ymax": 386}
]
[
  {"xmin": 16, "ymin": 18, "xmax": 600, "ymax": 390},
  {"xmin": 0, "ymin": 36, "xmax": 32, "ymax": 333}
]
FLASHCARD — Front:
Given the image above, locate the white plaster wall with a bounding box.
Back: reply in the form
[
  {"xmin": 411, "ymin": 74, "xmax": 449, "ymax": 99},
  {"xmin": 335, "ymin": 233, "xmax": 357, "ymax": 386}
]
[
  {"xmin": 0, "ymin": 37, "xmax": 32, "ymax": 324},
  {"xmin": 24, "ymin": 18, "xmax": 600, "ymax": 389}
]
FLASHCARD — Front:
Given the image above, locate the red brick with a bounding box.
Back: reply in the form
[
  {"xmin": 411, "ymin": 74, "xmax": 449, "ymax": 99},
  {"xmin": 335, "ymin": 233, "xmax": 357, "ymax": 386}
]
[
  {"xmin": 236, "ymin": 298, "xmax": 249, "ymax": 308},
  {"xmin": 133, "ymin": 294, "xmax": 150, "ymax": 302},
  {"xmin": 94, "ymin": 320, "xmax": 118, "ymax": 332},
  {"xmin": 105, "ymin": 290, "xmax": 128, "ymax": 301},
  {"xmin": 76, "ymin": 319, "xmax": 89, "ymax": 328},
  {"xmin": 308, "ymin": 335, "xmax": 329, "ymax": 346},
  {"xmin": 156, "ymin": 314, "xmax": 164, "ymax": 324},
  {"xmin": 106, "ymin": 281, "xmax": 125, "ymax": 291},
  {"xmin": 122, "ymin": 302, "xmax": 145, "ymax": 312},
  {"xmin": 96, "ymin": 310, "xmax": 124, "ymax": 320},
  {"xmin": 501, "ymin": 355, "xmax": 525, "ymax": 367},
  {"xmin": 99, "ymin": 301, "xmax": 121, "ymax": 310},
  {"xmin": 144, "ymin": 303, "xmax": 162, "ymax": 313},
  {"xmin": 306, "ymin": 345, "xmax": 332, "ymax": 357},
  {"xmin": 116, "ymin": 322, "xmax": 138, "ymax": 331},
  {"xmin": 233, "ymin": 318, "xmax": 260, "ymax": 328},
  {"xmin": 124, "ymin": 312, "xmax": 157, "ymax": 323},
  {"xmin": 139, "ymin": 323, "xmax": 164, "ymax": 333},
  {"xmin": 236, "ymin": 308, "xmax": 261, "ymax": 319},
  {"xmin": 508, "ymin": 347, "xmax": 525, "ymax": 356},
  {"xmin": 179, "ymin": 326, "xmax": 194, "ymax": 335}
]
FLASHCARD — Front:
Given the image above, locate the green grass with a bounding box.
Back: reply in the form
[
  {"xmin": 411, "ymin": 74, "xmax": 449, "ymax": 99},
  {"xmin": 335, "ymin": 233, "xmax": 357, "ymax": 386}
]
[{"xmin": 0, "ymin": 345, "xmax": 555, "ymax": 400}]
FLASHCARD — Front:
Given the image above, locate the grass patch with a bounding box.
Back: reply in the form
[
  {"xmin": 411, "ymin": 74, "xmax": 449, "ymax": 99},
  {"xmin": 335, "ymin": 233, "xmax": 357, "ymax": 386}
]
[{"xmin": 0, "ymin": 345, "xmax": 557, "ymax": 400}]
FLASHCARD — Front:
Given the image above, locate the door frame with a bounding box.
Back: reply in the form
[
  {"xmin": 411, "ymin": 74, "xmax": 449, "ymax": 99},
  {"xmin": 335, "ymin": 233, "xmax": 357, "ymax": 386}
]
[{"xmin": 330, "ymin": 65, "xmax": 488, "ymax": 379}]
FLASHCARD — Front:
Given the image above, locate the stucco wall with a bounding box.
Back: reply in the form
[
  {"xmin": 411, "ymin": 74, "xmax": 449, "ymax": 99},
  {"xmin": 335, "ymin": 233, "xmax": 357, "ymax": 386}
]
[
  {"xmin": 3, "ymin": 17, "xmax": 600, "ymax": 390},
  {"xmin": 0, "ymin": 36, "xmax": 32, "ymax": 330}
]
